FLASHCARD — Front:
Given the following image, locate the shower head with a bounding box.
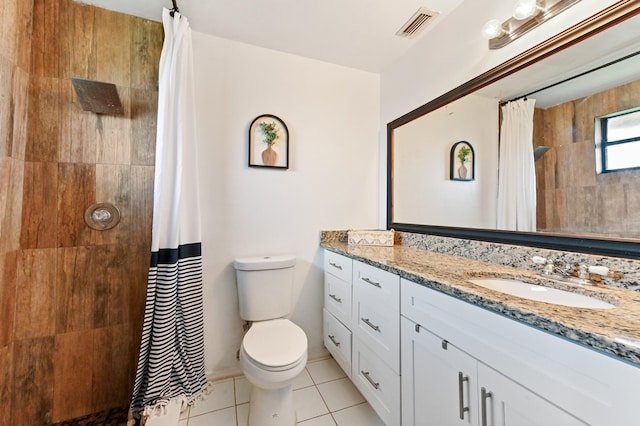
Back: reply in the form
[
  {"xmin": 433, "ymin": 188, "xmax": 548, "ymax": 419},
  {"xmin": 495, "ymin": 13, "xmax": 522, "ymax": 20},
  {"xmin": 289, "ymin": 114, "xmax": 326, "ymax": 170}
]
[
  {"xmin": 534, "ymin": 146, "xmax": 550, "ymax": 161},
  {"xmin": 71, "ymin": 77, "xmax": 124, "ymax": 115}
]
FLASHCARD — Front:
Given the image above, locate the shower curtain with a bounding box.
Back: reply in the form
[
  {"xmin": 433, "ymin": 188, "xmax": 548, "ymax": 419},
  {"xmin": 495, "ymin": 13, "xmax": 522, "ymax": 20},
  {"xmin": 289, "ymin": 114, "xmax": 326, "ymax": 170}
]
[
  {"xmin": 129, "ymin": 8, "xmax": 207, "ymax": 423},
  {"xmin": 497, "ymin": 98, "xmax": 537, "ymax": 232}
]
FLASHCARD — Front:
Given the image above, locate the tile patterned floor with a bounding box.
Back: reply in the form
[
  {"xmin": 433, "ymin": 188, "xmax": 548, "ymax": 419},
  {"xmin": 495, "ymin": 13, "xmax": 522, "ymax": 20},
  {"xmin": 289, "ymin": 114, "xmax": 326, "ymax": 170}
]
[{"xmin": 179, "ymin": 357, "xmax": 384, "ymax": 426}]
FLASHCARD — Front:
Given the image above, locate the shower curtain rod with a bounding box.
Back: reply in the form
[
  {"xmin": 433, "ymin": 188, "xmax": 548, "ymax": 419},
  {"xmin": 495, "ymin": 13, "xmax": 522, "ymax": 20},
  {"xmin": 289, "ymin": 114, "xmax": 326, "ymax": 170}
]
[
  {"xmin": 502, "ymin": 49, "xmax": 640, "ymax": 105},
  {"xmin": 169, "ymin": 0, "xmax": 179, "ymax": 17}
]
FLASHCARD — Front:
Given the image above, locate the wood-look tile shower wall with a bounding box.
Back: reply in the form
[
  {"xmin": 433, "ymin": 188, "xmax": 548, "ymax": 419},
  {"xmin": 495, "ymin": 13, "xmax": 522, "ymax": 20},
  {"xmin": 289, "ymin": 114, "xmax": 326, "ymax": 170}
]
[
  {"xmin": 534, "ymin": 79, "xmax": 640, "ymax": 238},
  {"xmin": 0, "ymin": 0, "xmax": 163, "ymax": 424}
]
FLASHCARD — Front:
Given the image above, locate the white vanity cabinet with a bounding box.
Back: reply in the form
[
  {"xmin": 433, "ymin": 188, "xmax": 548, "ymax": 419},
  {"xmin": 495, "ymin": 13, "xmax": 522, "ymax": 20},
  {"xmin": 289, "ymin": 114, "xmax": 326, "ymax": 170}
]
[
  {"xmin": 401, "ymin": 318, "xmax": 584, "ymax": 426},
  {"xmin": 352, "ymin": 260, "xmax": 400, "ymax": 372},
  {"xmin": 401, "ymin": 278, "xmax": 640, "ymax": 426},
  {"xmin": 351, "ymin": 260, "xmax": 401, "ymax": 425},
  {"xmin": 323, "ymin": 251, "xmax": 353, "ymax": 376},
  {"xmin": 476, "ymin": 361, "xmax": 584, "ymax": 426},
  {"xmin": 401, "ymin": 317, "xmax": 478, "ymax": 426},
  {"xmin": 323, "ymin": 251, "xmax": 401, "ymax": 425}
]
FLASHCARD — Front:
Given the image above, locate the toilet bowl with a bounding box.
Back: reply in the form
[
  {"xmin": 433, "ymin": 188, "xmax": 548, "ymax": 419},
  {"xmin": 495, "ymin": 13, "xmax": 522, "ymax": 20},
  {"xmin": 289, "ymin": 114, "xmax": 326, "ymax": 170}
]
[
  {"xmin": 234, "ymin": 256, "xmax": 308, "ymax": 426},
  {"xmin": 240, "ymin": 320, "xmax": 308, "ymax": 426}
]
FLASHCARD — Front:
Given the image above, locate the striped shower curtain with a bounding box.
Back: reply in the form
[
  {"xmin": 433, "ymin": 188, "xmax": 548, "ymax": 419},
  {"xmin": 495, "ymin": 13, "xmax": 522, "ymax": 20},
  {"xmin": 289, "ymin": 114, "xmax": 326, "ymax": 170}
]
[{"xmin": 129, "ymin": 8, "xmax": 207, "ymax": 423}]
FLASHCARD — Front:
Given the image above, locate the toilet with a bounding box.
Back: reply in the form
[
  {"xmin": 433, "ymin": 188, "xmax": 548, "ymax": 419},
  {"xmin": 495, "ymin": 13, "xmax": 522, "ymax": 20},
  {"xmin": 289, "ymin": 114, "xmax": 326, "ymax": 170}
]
[{"xmin": 234, "ymin": 255, "xmax": 308, "ymax": 426}]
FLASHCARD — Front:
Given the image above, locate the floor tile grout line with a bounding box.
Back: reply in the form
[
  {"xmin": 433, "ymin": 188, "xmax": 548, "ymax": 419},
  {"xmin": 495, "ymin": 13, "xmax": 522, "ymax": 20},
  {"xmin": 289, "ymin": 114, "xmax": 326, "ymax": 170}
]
[
  {"xmin": 233, "ymin": 378, "xmax": 239, "ymax": 426},
  {"xmin": 188, "ymin": 360, "xmax": 366, "ymax": 424},
  {"xmin": 313, "ymin": 379, "xmax": 334, "ymax": 419}
]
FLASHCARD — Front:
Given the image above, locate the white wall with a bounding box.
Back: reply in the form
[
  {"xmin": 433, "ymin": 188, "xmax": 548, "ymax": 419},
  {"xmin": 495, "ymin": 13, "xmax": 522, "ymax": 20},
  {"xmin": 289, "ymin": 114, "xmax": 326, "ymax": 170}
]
[
  {"xmin": 394, "ymin": 94, "xmax": 499, "ymax": 228},
  {"xmin": 379, "ymin": 0, "xmax": 622, "ymax": 227},
  {"xmin": 192, "ymin": 32, "xmax": 380, "ymax": 376},
  {"xmin": 191, "ymin": 0, "xmax": 622, "ymax": 378}
]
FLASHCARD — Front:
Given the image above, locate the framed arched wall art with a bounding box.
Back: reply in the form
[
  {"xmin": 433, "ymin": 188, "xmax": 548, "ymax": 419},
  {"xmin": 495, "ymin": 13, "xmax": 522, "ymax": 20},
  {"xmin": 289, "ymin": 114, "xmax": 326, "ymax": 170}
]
[
  {"xmin": 248, "ymin": 114, "xmax": 289, "ymax": 169},
  {"xmin": 450, "ymin": 141, "xmax": 474, "ymax": 181}
]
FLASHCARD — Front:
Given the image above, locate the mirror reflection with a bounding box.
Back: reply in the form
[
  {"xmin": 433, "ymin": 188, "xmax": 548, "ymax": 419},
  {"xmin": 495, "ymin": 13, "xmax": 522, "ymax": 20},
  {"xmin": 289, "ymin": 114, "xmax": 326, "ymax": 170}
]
[{"xmin": 391, "ymin": 9, "xmax": 640, "ymax": 241}]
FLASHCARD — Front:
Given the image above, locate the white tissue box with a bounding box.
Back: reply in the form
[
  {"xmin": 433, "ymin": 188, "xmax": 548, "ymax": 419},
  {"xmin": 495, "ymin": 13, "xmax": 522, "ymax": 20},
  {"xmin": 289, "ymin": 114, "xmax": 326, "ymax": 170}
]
[{"xmin": 347, "ymin": 229, "xmax": 395, "ymax": 247}]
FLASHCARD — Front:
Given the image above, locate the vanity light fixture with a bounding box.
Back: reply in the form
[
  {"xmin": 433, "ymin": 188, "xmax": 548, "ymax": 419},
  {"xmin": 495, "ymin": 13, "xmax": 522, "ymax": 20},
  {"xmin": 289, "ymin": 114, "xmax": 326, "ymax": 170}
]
[
  {"xmin": 513, "ymin": 0, "xmax": 542, "ymax": 20},
  {"xmin": 482, "ymin": 0, "xmax": 581, "ymax": 49},
  {"xmin": 481, "ymin": 19, "xmax": 506, "ymax": 39}
]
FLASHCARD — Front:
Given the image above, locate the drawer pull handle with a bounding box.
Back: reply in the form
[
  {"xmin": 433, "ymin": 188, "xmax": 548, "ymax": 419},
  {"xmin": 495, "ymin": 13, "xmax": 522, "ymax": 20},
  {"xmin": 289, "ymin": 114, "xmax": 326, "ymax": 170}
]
[
  {"xmin": 328, "ymin": 335, "xmax": 341, "ymax": 347},
  {"xmin": 329, "ymin": 261, "xmax": 343, "ymax": 270},
  {"xmin": 329, "ymin": 294, "xmax": 342, "ymax": 303},
  {"xmin": 481, "ymin": 387, "xmax": 493, "ymax": 426},
  {"xmin": 361, "ymin": 370, "xmax": 380, "ymax": 390},
  {"xmin": 361, "ymin": 317, "xmax": 381, "ymax": 332},
  {"xmin": 362, "ymin": 277, "xmax": 381, "ymax": 288},
  {"xmin": 458, "ymin": 372, "xmax": 470, "ymax": 420}
]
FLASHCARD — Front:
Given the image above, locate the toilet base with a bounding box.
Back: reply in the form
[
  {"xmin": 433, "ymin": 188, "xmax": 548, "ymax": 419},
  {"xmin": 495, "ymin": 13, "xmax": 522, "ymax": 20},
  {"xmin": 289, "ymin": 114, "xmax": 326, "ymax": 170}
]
[{"xmin": 248, "ymin": 384, "xmax": 296, "ymax": 426}]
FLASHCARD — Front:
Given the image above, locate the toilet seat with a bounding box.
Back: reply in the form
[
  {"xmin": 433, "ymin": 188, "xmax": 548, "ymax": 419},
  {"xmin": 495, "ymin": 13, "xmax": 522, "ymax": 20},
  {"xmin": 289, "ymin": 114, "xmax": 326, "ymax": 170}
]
[{"xmin": 242, "ymin": 319, "xmax": 307, "ymax": 371}]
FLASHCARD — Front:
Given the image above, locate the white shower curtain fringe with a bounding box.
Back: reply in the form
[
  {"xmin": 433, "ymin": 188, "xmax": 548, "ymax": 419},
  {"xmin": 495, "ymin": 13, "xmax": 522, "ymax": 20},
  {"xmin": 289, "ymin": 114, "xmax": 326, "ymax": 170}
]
[{"xmin": 126, "ymin": 382, "xmax": 212, "ymax": 426}]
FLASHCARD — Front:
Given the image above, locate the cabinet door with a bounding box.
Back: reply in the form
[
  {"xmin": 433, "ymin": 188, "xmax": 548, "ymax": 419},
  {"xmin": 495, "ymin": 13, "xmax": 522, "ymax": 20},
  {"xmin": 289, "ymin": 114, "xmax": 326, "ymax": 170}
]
[
  {"xmin": 401, "ymin": 317, "xmax": 478, "ymax": 426},
  {"xmin": 353, "ymin": 295, "xmax": 400, "ymax": 373},
  {"xmin": 324, "ymin": 272, "xmax": 352, "ymax": 327},
  {"xmin": 477, "ymin": 363, "xmax": 587, "ymax": 426},
  {"xmin": 323, "ymin": 309, "xmax": 352, "ymax": 377},
  {"xmin": 353, "ymin": 337, "xmax": 401, "ymax": 426},
  {"xmin": 324, "ymin": 250, "xmax": 352, "ymax": 282},
  {"xmin": 353, "ymin": 260, "xmax": 399, "ymax": 309}
]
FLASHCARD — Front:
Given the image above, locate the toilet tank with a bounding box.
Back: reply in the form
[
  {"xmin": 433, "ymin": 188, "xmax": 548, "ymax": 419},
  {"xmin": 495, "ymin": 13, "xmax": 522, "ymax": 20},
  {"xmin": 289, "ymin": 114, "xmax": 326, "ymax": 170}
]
[{"xmin": 234, "ymin": 255, "xmax": 296, "ymax": 321}]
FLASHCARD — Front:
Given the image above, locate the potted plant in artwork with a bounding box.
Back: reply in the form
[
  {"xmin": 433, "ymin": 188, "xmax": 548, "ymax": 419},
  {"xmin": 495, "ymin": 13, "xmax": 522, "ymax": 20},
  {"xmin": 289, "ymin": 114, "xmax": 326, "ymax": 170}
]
[
  {"xmin": 457, "ymin": 145, "xmax": 471, "ymax": 179},
  {"xmin": 259, "ymin": 121, "xmax": 279, "ymax": 166}
]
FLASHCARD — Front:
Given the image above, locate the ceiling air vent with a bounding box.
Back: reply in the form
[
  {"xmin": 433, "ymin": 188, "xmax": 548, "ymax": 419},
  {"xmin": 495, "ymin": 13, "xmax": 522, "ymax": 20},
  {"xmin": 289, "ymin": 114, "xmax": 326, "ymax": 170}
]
[{"xmin": 396, "ymin": 8, "xmax": 439, "ymax": 39}]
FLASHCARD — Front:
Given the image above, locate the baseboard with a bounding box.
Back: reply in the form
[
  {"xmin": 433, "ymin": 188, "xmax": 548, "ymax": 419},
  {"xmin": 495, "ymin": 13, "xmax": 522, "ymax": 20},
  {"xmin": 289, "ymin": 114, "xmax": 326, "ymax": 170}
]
[{"xmin": 307, "ymin": 346, "xmax": 331, "ymax": 362}]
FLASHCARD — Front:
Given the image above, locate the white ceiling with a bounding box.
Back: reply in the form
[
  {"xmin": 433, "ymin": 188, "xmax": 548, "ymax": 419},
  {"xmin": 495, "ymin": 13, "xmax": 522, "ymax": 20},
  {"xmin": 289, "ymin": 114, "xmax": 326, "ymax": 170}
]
[
  {"xmin": 74, "ymin": 1, "xmax": 640, "ymax": 108},
  {"xmin": 75, "ymin": 0, "xmax": 465, "ymax": 73}
]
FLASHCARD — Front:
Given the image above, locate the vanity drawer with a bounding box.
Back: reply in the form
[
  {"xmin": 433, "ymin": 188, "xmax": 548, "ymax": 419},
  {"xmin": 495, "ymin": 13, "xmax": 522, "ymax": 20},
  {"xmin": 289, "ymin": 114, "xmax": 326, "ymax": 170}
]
[
  {"xmin": 352, "ymin": 337, "xmax": 400, "ymax": 426},
  {"xmin": 324, "ymin": 272, "xmax": 352, "ymax": 327},
  {"xmin": 353, "ymin": 260, "xmax": 399, "ymax": 310},
  {"xmin": 323, "ymin": 309, "xmax": 352, "ymax": 377},
  {"xmin": 353, "ymin": 295, "xmax": 400, "ymax": 373},
  {"xmin": 324, "ymin": 250, "xmax": 353, "ymax": 283}
]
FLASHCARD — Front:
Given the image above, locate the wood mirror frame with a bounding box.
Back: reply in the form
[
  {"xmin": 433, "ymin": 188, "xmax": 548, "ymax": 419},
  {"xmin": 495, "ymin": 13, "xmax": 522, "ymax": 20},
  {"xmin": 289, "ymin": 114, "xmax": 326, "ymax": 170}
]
[{"xmin": 386, "ymin": 1, "xmax": 640, "ymax": 259}]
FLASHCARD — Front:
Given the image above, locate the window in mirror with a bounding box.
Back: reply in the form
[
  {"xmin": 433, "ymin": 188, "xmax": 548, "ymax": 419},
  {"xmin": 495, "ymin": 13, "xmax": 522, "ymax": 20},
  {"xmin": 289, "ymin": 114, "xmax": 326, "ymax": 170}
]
[{"xmin": 596, "ymin": 108, "xmax": 640, "ymax": 173}]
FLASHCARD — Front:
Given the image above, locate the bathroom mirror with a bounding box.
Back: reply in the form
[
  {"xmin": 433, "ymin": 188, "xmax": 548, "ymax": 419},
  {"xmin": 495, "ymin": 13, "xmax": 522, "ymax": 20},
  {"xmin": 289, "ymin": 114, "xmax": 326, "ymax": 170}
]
[{"xmin": 388, "ymin": 2, "xmax": 640, "ymax": 258}]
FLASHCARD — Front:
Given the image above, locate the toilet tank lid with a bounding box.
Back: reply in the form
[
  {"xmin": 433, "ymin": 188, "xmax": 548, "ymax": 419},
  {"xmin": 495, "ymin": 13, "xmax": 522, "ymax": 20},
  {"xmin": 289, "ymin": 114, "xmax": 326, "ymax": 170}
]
[{"xmin": 234, "ymin": 255, "xmax": 296, "ymax": 271}]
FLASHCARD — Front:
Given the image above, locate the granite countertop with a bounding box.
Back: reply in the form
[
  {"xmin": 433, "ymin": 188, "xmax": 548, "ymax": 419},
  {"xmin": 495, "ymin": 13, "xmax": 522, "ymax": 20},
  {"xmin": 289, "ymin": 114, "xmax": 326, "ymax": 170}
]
[{"xmin": 321, "ymin": 240, "xmax": 640, "ymax": 367}]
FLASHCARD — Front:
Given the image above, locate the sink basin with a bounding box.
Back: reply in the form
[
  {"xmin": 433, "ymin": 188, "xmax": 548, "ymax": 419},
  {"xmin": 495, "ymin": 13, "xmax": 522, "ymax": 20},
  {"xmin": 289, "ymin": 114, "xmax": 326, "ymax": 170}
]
[{"xmin": 468, "ymin": 278, "xmax": 615, "ymax": 309}]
